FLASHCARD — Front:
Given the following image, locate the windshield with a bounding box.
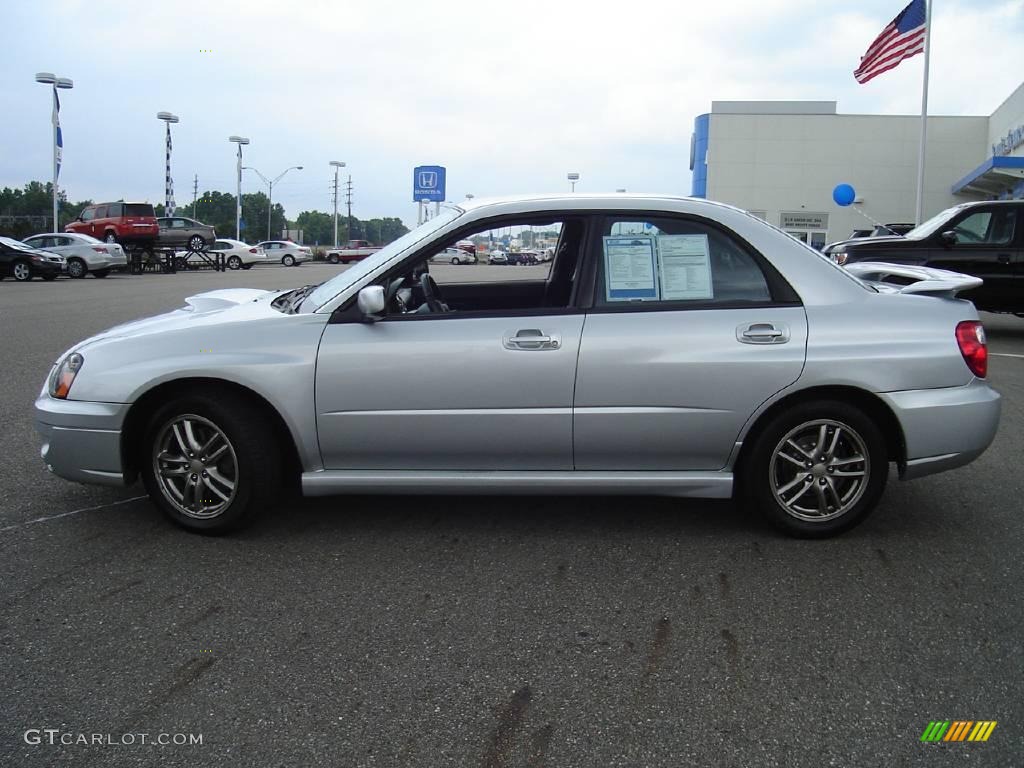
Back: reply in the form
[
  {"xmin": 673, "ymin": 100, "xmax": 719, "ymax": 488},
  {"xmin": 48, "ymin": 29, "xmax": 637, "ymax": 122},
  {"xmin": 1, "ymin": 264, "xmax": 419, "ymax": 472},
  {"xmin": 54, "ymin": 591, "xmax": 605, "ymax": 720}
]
[
  {"xmin": 302, "ymin": 208, "xmax": 463, "ymax": 312},
  {"xmin": 904, "ymin": 205, "xmax": 963, "ymax": 240}
]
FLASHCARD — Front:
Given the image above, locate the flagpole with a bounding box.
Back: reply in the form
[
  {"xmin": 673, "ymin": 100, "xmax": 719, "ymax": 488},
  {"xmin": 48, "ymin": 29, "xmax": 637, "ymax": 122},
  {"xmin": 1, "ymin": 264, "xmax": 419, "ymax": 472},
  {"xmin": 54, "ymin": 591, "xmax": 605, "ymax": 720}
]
[{"xmin": 914, "ymin": 0, "xmax": 933, "ymax": 225}]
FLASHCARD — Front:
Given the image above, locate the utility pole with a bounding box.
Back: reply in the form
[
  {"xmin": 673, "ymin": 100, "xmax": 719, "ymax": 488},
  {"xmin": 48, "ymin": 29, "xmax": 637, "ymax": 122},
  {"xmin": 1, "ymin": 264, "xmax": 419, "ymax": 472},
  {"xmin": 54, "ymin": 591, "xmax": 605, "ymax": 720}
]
[
  {"xmin": 191, "ymin": 174, "xmax": 198, "ymax": 218},
  {"xmin": 345, "ymin": 175, "xmax": 353, "ymax": 244}
]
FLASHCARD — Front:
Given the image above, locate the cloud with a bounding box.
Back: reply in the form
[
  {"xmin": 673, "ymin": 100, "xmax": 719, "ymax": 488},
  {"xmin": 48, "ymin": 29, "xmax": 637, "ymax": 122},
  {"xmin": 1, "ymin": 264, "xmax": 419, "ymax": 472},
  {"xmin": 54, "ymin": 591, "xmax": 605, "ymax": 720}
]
[{"xmin": 1, "ymin": 0, "xmax": 1020, "ymax": 225}]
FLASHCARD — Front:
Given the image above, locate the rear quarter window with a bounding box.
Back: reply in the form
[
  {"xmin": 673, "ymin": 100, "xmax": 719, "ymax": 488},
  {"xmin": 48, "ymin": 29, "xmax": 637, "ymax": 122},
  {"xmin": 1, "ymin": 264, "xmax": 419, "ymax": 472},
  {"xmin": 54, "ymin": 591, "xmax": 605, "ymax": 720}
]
[{"xmin": 124, "ymin": 204, "xmax": 155, "ymax": 217}]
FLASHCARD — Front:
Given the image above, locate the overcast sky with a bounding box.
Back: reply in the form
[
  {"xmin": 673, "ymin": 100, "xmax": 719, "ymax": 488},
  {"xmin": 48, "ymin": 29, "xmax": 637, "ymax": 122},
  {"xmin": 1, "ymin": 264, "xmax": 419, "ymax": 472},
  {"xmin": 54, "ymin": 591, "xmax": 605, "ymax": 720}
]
[{"xmin": 3, "ymin": 0, "xmax": 1021, "ymax": 226}]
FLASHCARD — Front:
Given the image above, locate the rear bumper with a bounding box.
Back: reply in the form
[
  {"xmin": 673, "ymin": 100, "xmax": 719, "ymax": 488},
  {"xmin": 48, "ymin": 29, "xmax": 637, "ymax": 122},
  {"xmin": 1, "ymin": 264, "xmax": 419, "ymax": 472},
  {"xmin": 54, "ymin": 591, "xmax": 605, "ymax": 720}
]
[
  {"xmin": 880, "ymin": 379, "xmax": 1001, "ymax": 480},
  {"xmin": 34, "ymin": 394, "xmax": 129, "ymax": 486}
]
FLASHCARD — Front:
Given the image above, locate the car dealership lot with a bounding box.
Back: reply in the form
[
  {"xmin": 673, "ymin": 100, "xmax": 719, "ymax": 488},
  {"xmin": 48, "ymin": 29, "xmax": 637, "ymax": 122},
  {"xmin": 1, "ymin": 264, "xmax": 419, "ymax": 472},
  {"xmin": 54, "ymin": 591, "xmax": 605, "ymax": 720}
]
[{"xmin": 1, "ymin": 268, "xmax": 1022, "ymax": 766}]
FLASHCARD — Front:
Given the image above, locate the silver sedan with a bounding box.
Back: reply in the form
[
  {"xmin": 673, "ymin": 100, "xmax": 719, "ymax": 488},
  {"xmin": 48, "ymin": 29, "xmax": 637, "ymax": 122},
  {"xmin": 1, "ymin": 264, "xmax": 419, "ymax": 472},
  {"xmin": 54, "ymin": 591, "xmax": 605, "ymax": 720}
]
[
  {"xmin": 34, "ymin": 194, "xmax": 1001, "ymax": 537},
  {"xmin": 23, "ymin": 232, "xmax": 127, "ymax": 278}
]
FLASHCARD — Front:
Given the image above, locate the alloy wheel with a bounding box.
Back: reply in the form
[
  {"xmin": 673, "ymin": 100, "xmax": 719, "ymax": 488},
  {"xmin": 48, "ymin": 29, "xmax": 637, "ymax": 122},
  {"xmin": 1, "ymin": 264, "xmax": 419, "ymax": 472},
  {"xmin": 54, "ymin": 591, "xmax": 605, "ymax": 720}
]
[
  {"xmin": 152, "ymin": 414, "xmax": 238, "ymax": 519},
  {"xmin": 68, "ymin": 259, "xmax": 86, "ymax": 278},
  {"xmin": 13, "ymin": 262, "xmax": 31, "ymax": 281},
  {"xmin": 769, "ymin": 419, "xmax": 869, "ymax": 522}
]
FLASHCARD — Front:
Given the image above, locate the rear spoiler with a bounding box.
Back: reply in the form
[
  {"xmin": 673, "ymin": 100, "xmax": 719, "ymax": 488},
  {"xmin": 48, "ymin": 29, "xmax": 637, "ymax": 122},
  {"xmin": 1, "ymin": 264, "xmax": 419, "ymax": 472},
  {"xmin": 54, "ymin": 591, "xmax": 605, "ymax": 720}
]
[{"xmin": 844, "ymin": 262, "xmax": 982, "ymax": 299}]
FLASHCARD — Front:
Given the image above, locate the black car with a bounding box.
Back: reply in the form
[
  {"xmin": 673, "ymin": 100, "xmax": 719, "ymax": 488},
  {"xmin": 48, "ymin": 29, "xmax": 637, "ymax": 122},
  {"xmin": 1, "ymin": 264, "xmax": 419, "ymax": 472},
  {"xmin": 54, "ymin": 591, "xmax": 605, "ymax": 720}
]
[
  {"xmin": 0, "ymin": 236, "xmax": 65, "ymax": 282},
  {"xmin": 824, "ymin": 200, "xmax": 1023, "ymax": 316}
]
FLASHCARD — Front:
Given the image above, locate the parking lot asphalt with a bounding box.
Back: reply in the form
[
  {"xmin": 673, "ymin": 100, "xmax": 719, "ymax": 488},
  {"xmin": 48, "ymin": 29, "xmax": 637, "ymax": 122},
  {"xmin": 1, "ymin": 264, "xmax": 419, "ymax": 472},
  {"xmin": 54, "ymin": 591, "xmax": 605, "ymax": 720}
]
[{"xmin": 1, "ymin": 266, "xmax": 1022, "ymax": 767}]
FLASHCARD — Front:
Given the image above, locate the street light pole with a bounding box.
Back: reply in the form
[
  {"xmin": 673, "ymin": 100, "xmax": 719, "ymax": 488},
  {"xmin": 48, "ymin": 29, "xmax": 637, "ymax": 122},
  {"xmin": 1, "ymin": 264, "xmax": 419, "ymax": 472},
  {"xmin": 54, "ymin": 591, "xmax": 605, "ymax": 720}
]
[
  {"xmin": 330, "ymin": 161, "xmax": 346, "ymax": 248},
  {"xmin": 567, "ymin": 172, "xmax": 580, "ymax": 192},
  {"xmin": 35, "ymin": 73, "xmax": 73, "ymax": 232},
  {"xmin": 228, "ymin": 136, "xmax": 250, "ymax": 239},
  {"xmin": 242, "ymin": 165, "xmax": 303, "ymax": 241},
  {"xmin": 157, "ymin": 112, "xmax": 179, "ymax": 216}
]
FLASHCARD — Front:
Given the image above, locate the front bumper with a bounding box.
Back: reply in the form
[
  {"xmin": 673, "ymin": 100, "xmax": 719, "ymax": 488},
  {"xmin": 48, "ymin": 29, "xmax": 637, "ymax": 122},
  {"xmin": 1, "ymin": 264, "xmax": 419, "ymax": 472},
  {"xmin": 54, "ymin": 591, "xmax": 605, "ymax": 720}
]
[
  {"xmin": 880, "ymin": 378, "xmax": 1001, "ymax": 480},
  {"xmin": 35, "ymin": 394, "xmax": 130, "ymax": 486}
]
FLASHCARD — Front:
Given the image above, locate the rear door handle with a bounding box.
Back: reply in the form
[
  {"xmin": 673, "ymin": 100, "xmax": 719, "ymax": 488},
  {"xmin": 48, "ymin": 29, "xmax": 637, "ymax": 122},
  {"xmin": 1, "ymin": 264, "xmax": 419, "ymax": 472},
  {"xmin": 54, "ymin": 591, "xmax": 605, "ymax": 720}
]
[
  {"xmin": 997, "ymin": 253, "xmax": 1011, "ymax": 265},
  {"xmin": 503, "ymin": 329, "xmax": 561, "ymax": 350},
  {"xmin": 737, "ymin": 322, "xmax": 790, "ymax": 344}
]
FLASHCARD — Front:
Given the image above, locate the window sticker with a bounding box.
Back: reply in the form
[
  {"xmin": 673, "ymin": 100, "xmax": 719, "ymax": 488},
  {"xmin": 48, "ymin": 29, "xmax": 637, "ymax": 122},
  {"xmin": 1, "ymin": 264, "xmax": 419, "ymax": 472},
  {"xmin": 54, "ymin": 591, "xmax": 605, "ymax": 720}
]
[
  {"xmin": 603, "ymin": 236, "xmax": 658, "ymax": 301},
  {"xmin": 656, "ymin": 234, "xmax": 714, "ymax": 300}
]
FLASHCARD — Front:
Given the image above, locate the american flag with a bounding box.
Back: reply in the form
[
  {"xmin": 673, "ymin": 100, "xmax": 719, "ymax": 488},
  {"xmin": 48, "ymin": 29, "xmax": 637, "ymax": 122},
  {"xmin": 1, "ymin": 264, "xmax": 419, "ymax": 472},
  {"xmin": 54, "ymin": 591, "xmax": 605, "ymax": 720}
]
[{"xmin": 854, "ymin": 0, "xmax": 927, "ymax": 84}]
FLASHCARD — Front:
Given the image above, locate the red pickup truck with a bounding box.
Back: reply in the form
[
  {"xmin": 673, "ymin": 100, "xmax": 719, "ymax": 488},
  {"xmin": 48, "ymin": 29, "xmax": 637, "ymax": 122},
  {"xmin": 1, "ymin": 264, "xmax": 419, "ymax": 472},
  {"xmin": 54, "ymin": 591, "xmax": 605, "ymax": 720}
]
[
  {"xmin": 66, "ymin": 202, "xmax": 159, "ymax": 247},
  {"xmin": 325, "ymin": 239, "xmax": 382, "ymax": 264}
]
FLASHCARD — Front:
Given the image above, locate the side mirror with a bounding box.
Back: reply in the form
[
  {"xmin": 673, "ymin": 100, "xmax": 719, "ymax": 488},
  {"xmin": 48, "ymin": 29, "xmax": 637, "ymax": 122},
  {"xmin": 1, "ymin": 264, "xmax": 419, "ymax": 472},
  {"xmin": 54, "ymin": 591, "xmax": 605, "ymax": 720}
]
[
  {"xmin": 357, "ymin": 285, "xmax": 386, "ymax": 322},
  {"xmin": 940, "ymin": 230, "xmax": 957, "ymax": 246}
]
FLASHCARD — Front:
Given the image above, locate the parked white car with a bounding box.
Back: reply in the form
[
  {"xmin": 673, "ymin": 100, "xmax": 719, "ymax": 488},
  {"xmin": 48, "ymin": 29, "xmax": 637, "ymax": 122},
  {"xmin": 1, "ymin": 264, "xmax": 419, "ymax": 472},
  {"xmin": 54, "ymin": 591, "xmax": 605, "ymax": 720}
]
[
  {"xmin": 23, "ymin": 232, "xmax": 127, "ymax": 278},
  {"xmin": 210, "ymin": 239, "xmax": 268, "ymax": 270},
  {"xmin": 430, "ymin": 247, "xmax": 477, "ymax": 265},
  {"xmin": 258, "ymin": 241, "xmax": 313, "ymax": 266},
  {"xmin": 488, "ymin": 250, "xmax": 509, "ymax": 265}
]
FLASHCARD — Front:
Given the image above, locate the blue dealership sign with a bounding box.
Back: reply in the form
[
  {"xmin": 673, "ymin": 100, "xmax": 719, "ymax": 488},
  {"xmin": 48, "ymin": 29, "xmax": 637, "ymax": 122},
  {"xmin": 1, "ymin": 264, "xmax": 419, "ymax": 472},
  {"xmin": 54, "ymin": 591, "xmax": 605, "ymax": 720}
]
[{"xmin": 413, "ymin": 165, "xmax": 446, "ymax": 202}]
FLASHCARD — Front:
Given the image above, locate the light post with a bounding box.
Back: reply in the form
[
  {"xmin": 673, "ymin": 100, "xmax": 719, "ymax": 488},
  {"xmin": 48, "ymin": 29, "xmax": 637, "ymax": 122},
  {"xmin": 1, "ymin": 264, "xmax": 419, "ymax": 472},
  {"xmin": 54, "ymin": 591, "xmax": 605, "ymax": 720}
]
[
  {"xmin": 330, "ymin": 161, "xmax": 346, "ymax": 247},
  {"xmin": 244, "ymin": 165, "xmax": 303, "ymax": 241},
  {"xmin": 157, "ymin": 112, "xmax": 179, "ymax": 216},
  {"xmin": 616, "ymin": 188, "xmax": 626, "ymax": 193},
  {"xmin": 35, "ymin": 73, "xmax": 73, "ymax": 232},
  {"xmin": 228, "ymin": 136, "xmax": 249, "ymax": 239},
  {"xmin": 567, "ymin": 172, "xmax": 580, "ymax": 192}
]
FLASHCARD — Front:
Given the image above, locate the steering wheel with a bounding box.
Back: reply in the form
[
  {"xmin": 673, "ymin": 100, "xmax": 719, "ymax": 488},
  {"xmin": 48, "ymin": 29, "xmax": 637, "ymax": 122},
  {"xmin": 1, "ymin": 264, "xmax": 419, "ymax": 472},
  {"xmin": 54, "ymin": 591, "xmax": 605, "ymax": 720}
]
[{"xmin": 419, "ymin": 273, "xmax": 446, "ymax": 313}]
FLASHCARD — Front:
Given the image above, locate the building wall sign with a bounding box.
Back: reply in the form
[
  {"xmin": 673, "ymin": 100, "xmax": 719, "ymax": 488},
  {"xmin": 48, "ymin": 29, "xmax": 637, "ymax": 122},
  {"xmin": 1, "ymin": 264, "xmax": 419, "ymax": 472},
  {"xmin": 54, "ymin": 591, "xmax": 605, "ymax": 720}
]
[
  {"xmin": 780, "ymin": 212, "xmax": 829, "ymax": 229},
  {"xmin": 993, "ymin": 125, "xmax": 1024, "ymax": 157}
]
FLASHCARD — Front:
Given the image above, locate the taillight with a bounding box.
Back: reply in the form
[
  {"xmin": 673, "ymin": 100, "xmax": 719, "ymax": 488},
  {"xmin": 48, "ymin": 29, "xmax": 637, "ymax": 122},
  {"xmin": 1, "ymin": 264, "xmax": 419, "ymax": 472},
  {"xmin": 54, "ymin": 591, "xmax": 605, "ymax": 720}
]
[
  {"xmin": 92, "ymin": 246, "xmax": 107, "ymax": 253},
  {"xmin": 955, "ymin": 320, "xmax": 987, "ymax": 378},
  {"xmin": 250, "ymin": 248, "xmax": 258, "ymax": 254}
]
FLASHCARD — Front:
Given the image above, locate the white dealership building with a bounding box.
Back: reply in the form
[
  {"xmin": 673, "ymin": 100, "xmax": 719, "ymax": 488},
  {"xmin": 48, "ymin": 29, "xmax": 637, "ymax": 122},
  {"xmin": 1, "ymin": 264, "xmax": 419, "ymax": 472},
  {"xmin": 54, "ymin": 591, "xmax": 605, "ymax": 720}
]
[{"xmin": 690, "ymin": 81, "xmax": 1024, "ymax": 247}]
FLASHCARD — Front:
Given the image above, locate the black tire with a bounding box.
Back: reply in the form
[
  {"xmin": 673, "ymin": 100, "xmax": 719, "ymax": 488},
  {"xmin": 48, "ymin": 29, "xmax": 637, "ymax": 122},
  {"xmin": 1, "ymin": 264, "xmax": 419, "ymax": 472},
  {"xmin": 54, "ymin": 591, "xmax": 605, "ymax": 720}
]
[
  {"xmin": 92, "ymin": 269, "xmax": 110, "ymax": 278},
  {"xmin": 282, "ymin": 254, "xmax": 296, "ymax": 267},
  {"xmin": 12, "ymin": 259, "xmax": 32, "ymax": 282},
  {"xmin": 227, "ymin": 255, "xmax": 242, "ymax": 270},
  {"xmin": 188, "ymin": 235, "xmax": 205, "ymax": 251},
  {"xmin": 104, "ymin": 231, "xmax": 118, "ymax": 244},
  {"xmin": 327, "ymin": 254, "xmax": 339, "ymax": 264},
  {"xmin": 140, "ymin": 390, "xmax": 282, "ymax": 534},
  {"xmin": 451, "ymin": 257, "xmax": 459, "ymax": 265},
  {"xmin": 67, "ymin": 258, "xmax": 88, "ymax": 279},
  {"xmin": 740, "ymin": 399, "xmax": 888, "ymax": 538}
]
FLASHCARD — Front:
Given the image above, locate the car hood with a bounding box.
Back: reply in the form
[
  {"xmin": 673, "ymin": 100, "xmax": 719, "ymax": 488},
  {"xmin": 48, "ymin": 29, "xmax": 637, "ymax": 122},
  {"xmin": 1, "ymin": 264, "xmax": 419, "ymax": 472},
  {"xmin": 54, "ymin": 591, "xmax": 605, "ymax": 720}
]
[
  {"xmin": 826, "ymin": 235, "xmax": 908, "ymax": 251},
  {"xmin": 70, "ymin": 288, "xmax": 282, "ymax": 352}
]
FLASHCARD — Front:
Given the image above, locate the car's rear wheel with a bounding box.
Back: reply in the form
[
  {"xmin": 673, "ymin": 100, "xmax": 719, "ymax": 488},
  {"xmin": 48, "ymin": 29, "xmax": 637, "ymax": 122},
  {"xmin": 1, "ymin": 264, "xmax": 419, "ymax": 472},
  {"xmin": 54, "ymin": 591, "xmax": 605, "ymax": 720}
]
[
  {"xmin": 188, "ymin": 235, "xmax": 205, "ymax": 251},
  {"xmin": 141, "ymin": 392, "xmax": 281, "ymax": 534},
  {"xmin": 741, "ymin": 400, "xmax": 887, "ymax": 538},
  {"xmin": 12, "ymin": 260, "xmax": 32, "ymax": 282},
  {"xmin": 227, "ymin": 255, "xmax": 242, "ymax": 270},
  {"xmin": 327, "ymin": 254, "xmax": 339, "ymax": 264},
  {"xmin": 92, "ymin": 269, "xmax": 110, "ymax": 278},
  {"xmin": 105, "ymin": 232, "xmax": 117, "ymax": 244},
  {"xmin": 282, "ymin": 254, "xmax": 296, "ymax": 267},
  {"xmin": 451, "ymin": 257, "xmax": 459, "ymax": 265},
  {"xmin": 67, "ymin": 258, "xmax": 87, "ymax": 278}
]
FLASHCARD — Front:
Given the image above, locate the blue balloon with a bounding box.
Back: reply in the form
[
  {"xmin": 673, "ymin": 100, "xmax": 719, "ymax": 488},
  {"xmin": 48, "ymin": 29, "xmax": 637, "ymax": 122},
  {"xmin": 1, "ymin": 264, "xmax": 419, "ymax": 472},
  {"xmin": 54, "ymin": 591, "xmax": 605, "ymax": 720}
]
[{"xmin": 833, "ymin": 183, "xmax": 856, "ymax": 206}]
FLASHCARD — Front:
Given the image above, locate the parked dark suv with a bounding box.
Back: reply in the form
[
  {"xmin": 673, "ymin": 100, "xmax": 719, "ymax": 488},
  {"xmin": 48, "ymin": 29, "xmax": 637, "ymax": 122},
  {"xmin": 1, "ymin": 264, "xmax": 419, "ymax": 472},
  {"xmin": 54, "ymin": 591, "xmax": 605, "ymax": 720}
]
[
  {"xmin": 825, "ymin": 200, "xmax": 1023, "ymax": 315},
  {"xmin": 66, "ymin": 202, "xmax": 159, "ymax": 248}
]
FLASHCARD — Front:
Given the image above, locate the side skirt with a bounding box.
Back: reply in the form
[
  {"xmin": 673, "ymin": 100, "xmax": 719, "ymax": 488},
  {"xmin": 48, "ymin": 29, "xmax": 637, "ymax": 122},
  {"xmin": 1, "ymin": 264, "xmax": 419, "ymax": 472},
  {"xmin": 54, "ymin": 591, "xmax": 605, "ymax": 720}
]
[{"xmin": 302, "ymin": 470, "xmax": 733, "ymax": 498}]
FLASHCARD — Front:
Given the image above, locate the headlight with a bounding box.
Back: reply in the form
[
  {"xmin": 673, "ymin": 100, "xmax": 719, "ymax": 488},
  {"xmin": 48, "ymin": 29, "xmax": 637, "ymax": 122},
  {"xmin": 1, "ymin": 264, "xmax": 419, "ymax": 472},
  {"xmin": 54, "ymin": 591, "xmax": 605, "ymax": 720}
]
[
  {"xmin": 49, "ymin": 353, "xmax": 84, "ymax": 399},
  {"xmin": 830, "ymin": 250, "xmax": 848, "ymax": 265}
]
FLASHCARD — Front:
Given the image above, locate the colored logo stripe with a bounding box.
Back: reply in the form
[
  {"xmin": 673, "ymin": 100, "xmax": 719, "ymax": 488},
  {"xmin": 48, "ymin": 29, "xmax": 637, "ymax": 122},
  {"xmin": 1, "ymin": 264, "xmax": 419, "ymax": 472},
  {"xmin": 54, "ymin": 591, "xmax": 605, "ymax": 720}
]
[{"xmin": 920, "ymin": 720, "xmax": 996, "ymax": 742}]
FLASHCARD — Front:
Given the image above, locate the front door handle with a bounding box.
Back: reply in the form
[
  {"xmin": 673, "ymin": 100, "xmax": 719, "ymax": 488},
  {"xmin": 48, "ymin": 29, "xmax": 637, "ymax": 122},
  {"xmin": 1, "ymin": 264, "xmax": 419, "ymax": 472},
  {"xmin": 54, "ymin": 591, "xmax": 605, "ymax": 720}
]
[
  {"xmin": 503, "ymin": 329, "xmax": 561, "ymax": 350},
  {"xmin": 737, "ymin": 322, "xmax": 790, "ymax": 344}
]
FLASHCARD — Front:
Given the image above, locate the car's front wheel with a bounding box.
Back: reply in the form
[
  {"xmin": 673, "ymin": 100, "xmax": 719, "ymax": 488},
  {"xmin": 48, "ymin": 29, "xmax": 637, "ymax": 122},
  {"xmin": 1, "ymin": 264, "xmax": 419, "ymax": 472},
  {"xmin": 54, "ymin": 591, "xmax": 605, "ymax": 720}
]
[
  {"xmin": 282, "ymin": 254, "xmax": 296, "ymax": 267},
  {"xmin": 141, "ymin": 392, "xmax": 282, "ymax": 534},
  {"xmin": 12, "ymin": 260, "xmax": 32, "ymax": 282},
  {"xmin": 741, "ymin": 400, "xmax": 887, "ymax": 538}
]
